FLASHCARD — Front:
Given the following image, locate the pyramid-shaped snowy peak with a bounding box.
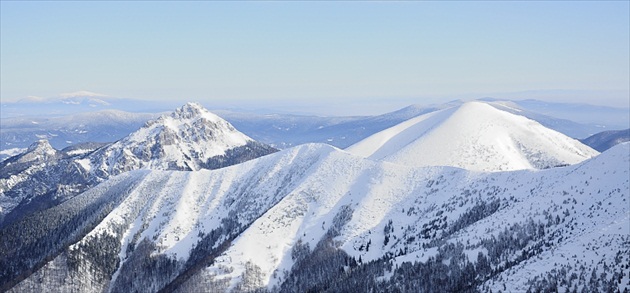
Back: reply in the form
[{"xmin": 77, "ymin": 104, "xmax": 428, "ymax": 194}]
[{"xmin": 89, "ymin": 102, "xmax": 278, "ymax": 175}]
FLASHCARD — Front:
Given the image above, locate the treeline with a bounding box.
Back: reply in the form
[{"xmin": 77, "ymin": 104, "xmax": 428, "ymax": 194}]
[
  {"xmin": 261, "ymin": 199, "xmax": 627, "ymax": 293},
  {"xmin": 0, "ymin": 173, "xmax": 142, "ymax": 291},
  {"xmin": 203, "ymin": 141, "xmax": 278, "ymax": 170}
]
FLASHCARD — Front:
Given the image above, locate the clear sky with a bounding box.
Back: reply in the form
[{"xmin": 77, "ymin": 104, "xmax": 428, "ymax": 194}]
[{"xmin": 1, "ymin": 1, "xmax": 629, "ymax": 114}]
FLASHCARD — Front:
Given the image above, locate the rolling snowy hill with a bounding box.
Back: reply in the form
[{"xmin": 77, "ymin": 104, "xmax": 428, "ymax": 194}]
[
  {"xmin": 2, "ymin": 142, "xmax": 627, "ymax": 292},
  {"xmin": 0, "ymin": 103, "xmax": 276, "ymax": 227},
  {"xmin": 347, "ymin": 101, "xmax": 599, "ymax": 171}
]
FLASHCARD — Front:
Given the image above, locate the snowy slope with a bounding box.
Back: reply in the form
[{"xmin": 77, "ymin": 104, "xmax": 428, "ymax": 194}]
[
  {"xmin": 6, "ymin": 143, "xmax": 628, "ymax": 292},
  {"xmin": 183, "ymin": 144, "xmax": 628, "ymax": 292},
  {"xmin": 347, "ymin": 101, "xmax": 599, "ymax": 171}
]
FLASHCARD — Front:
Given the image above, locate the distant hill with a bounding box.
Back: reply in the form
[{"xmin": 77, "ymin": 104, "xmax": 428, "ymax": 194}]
[{"xmin": 580, "ymin": 128, "xmax": 630, "ymax": 152}]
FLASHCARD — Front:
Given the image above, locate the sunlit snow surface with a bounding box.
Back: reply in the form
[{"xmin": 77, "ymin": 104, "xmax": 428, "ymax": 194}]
[
  {"xmin": 22, "ymin": 142, "xmax": 627, "ymax": 292},
  {"xmin": 93, "ymin": 102, "xmax": 254, "ymax": 174},
  {"xmin": 347, "ymin": 101, "xmax": 599, "ymax": 171},
  {"xmin": 6, "ymin": 102, "xmax": 627, "ymax": 292}
]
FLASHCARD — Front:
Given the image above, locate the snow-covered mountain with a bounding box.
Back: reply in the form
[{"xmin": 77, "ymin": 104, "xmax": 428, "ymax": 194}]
[
  {"xmin": 347, "ymin": 101, "xmax": 599, "ymax": 171},
  {"xmin": 0, "ymin": 99, "xmax": 627, "ymax": 292},
  {"xmin": 88, "ymin": 102, "xmax": 275, "ymax": 174},
  {"xmin": 2, "ymin": 142, "xmax": 627, "ymax": 292},
  {"xmin": 581, "ymin": 128, "xmax": 630, "ymax": 152},
  {"xmin": 1, "ymin": 98, "xmax": 616, "ymax": 160},
  {"xmin": 0, "ymin": 103, "xmax": 276, "ymax": 226}
]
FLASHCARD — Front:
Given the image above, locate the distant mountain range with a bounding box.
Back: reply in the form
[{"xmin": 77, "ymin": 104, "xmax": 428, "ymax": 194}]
[
  {"xmin": 2, "ymin": 98, "xmax": 625, "ymax": 162},
  {"xmin": 0, "ymin": 110, "xmax": 161, "ymax": 159},
  {"xmin": 0, "ymin": 91, "xmax": 176, "ymax": 118},
  {"xmin": 580, "ymin": 129, "xmax": 630, "ymax": 152}
]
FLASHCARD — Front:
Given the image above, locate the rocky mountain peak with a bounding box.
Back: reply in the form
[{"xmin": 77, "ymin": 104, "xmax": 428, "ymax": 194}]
[
  {"xmin": 169, "ymin": 102, "xmax": 221, "ymax": 122},
  {"xmin": 143, "ymin": 102, "xmax": 232, "ymax": 133},
  {"xmin": 172, "ymin": 102, "xmax": 204, "ymax": 117},
  {"xmin": 17, "ymin": 140, "xmax": 58, "ymax": 164},
  {"xmin": 96, "ymin": 102, "xmax": 276, "ymax": 174},
  {"xmin": 26, "ymin": 140, "xmax": 55, "ymax": 153}
]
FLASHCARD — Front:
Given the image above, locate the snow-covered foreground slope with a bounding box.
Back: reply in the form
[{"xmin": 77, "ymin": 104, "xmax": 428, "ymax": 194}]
[
  {"xmin": 347, "ymin": 101, "xmax": 599, "ymax": 171},
  {"xmin": 4, "ymin": 142, "xmax": 628, "ymax": 292}
]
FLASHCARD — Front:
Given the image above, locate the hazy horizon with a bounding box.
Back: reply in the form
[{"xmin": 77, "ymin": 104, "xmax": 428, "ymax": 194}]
[
  {"xmin": 1, "ymin": 1, "xmax": 629, "ymax": 115},
  {"xmin": 1, "ymin": 88, "xmax": 629, "ymax": 118}
]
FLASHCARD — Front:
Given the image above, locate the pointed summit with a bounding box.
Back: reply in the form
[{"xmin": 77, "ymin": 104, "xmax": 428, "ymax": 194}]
[
  {"xmin": 25, "ymin": 140, "xmax": 55, "ymax": 154},
  {"xmin": 170, "ymin": 102, "xmax": 216, "ymax": 121},
  {"xmin": 94, "ymin": 103, "xmax": 277, "ymax": 175},
  {"xmin": 146, "ymin": 102, "xmax": 240, "ymax": 137},
  {"xmin": 17, "ymin": 140, "xmax": 58, "ymax": 164}
]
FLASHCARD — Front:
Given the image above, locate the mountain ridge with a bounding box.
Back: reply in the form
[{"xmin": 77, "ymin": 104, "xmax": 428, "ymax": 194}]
[
  {"xmin": 0, "ymin": 100, "xmax": 627, "ymax": 292},
  {"xmin": 3, "ymin": 142, "xmax": 627, "ymax": 292},
  {"xmin": 580, "ymin": 128, "xmax": 630, "ymax": 152},
  {"xmin": 2, "ymin": 98, "xmax": 621, "ymax": 158}
]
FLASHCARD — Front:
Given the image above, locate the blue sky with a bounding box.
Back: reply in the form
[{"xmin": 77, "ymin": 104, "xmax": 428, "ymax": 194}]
[{"xmin": 1, "ymin": 1, "xmax": 628, "ymax": 114}]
